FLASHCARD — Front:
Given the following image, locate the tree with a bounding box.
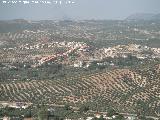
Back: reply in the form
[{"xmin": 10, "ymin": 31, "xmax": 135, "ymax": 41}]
[
  {"xmin": 136, "ymin": 100, "xmax": 148, "ymax": 118},
  {"xmin": 79, "ymin": 105, "xmax": 89, "ymax": 113},
  {"xmin": 37, "ymin": 106, "xmax": 48, "ymax": 120},
  {"xmin": 24, "ymin": 109, "xmax": 32, "ymax": 118},
  {"xmin": 114, "ymin": 114, "xmax": 125, "ymax": 120},
  {"xmin": 64, "ymin": 104, "xmax": 71, "ymax": 111},
  {"xmin": 107, "ymin": 108, "xmax": 116, "ymax": 117},
  {"xmin": 99, "ymin": 115, "xmax": 105, "ymax": 120}
]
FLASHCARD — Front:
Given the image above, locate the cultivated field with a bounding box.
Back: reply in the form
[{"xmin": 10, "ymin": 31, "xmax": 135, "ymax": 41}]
[{"xmin": 0, "ymin": 64, "xmax": 160, "ymax": 117}]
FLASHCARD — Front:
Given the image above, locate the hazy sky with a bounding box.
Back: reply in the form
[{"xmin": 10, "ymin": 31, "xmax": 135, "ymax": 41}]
[{"xmin": 0, "ymin": 0, "xmax": 160, "ymax": 20}]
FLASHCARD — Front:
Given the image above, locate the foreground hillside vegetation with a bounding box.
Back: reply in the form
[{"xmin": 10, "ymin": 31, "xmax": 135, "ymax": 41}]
[{"xmin": 0, "ymin": 63, "xmax": 160, "ymax": 118}]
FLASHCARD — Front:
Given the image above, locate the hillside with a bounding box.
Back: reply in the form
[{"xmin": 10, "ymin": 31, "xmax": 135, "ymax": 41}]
[
  {"xmin": 0, "ymin": 64, "xmax": 160, "ymax": 117},
  {"xmin": 126, "ymin": 13, "xmax": 160, "ymax": 21},
  {"xmin": 152, "ymin": 13, "xmax": 160, "ymax": 20}
]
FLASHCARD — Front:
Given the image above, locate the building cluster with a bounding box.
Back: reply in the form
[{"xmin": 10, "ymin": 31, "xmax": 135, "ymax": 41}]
[
  {"xmin": 96, "ymin": 44, "xmax": 160, "ymax": 60},
  {"xmin": 0, "ymin": 101, "xmax": 32, "ymax": 109}
]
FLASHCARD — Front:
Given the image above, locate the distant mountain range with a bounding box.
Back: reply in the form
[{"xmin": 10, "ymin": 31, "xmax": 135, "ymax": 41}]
[{"xmin": 126, "ymin": 13, "xmax": 160, "ymax": 21}]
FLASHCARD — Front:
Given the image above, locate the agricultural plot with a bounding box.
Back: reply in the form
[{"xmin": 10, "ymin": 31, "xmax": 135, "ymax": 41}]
[{"xmin": 0, "ymin": 64, "xmax": 160, "ymax": 117}]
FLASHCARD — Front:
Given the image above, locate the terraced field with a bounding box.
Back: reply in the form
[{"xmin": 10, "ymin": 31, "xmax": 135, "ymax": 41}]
[{"xmin": 0, "ymin": 64, "xmax": 160, "ymax": 117}]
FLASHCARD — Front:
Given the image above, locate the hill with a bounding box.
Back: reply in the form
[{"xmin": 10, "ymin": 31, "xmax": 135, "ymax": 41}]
[
  {"xmin": 152, "ymin": 13, "xmax": 160, "ymax": 20},
  {"xmin": 126, "ymin": 13, "xmax": 160, "ymax": 21},
  {"xmin": 0, "ymin": 64, "xmax": 160, "ymax": 117}
]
